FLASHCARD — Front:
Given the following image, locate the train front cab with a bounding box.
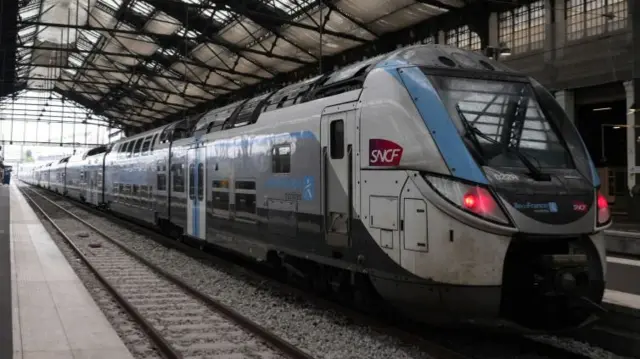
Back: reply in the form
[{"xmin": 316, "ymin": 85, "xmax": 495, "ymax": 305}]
[{"xmin": 355, "ymin": 46, "xmax": 608, "ymax": 332}]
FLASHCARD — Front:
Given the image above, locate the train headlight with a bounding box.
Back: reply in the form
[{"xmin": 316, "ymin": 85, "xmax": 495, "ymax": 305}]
[
  {"xmin": 596, "ymin": 191, "xmax": 611, "ymax": 226},
  {"xmin": 424, "ymin": 174, "xmax": 511, "ymax": 225}
]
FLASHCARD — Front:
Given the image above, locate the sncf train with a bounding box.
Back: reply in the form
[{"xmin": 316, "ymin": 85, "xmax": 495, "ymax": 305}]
[{"xmin": 19, "ymin": 45, "xmax": 611, "ymax": 332}]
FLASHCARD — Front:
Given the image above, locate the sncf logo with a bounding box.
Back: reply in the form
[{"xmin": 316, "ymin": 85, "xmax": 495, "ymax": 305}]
[
  {"xmin": 369, "ymin": 139, "xmax": 403, "ymax": 166},
  {"xmin": 572, "ymin": 201, "xmax": 588, "ymax": 212}
]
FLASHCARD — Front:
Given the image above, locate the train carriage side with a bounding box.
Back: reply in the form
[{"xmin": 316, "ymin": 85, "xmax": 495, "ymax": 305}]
[
  {"xmin": 105, "ymin": 127, "xmax": 165, "ymax": 224},
  {"xmin": 17, "ymin": 162, "xmax": 36, "ymax": 184},
  {"xmin": 81, "ymin": 145, "xmax": 110, "ymax": 206},
  {"xmin": 48, "ymin": 160, "xmax": 60, "ymax": 193},
  {"xmin": 151, "ymin": 124, "xmax": 175, "ymax": 226},
  {"xmin": 65, "ymin": 151, "xmax": 88, "ymax": 202},
  {"xmin": 42, "ymin": 162, "xmax": 53, "ymax": 189},
  {"xmin": 188, "ymin": 85, "xmax": 359, "ymax": 261},
  {"xmin": 50, "ymin": 157, "xmax": 70, "ymax": 194}
]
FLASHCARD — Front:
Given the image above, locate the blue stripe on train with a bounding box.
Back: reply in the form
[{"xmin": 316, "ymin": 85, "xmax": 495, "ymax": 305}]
[{"xmin": 386, "ymin": 66, "xmax": 488, "ymax": 185}]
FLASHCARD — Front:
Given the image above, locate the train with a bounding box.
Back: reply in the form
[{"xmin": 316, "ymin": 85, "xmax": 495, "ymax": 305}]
[{"xmin": 18, "ymin": 44, "xmax": 611, "ymax": 333}]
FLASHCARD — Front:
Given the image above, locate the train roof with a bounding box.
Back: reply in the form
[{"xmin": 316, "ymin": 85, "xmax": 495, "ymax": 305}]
[{"xmin": 114, "ymin": 44, "xmax": 522, "ymax": 143}]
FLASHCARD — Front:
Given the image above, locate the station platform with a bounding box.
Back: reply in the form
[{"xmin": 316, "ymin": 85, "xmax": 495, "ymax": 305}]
[{"xmin": 6, "ymin": 184, "xmax": 134, "ymax": 359}]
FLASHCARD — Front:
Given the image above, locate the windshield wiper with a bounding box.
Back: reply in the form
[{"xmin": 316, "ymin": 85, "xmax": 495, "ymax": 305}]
[
  {"xmin": 455, "ymin": 104, "xmax": 551, "ymax": 182},
  {"xmin": 455, "ymin": 105, "xmax": 486, "ymax": 163}
]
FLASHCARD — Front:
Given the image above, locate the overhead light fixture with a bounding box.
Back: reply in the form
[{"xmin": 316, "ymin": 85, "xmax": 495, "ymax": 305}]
[
  {"xmin": 629, "ymin": 102, "xmax": 639, "ymax": 115},
  {"xmin": 613, "ymin": 126, "xmax": 621, "ymax": 129},
  {"xmin": 593, "ymin": 107, "xmax": 612, "ymax": 112}
]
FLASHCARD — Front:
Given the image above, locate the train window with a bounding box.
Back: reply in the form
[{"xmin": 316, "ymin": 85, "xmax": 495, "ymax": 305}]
[
  {"xmin": 150, "ymin": 134, "xmax": 159, "ymax": 152},
  {"xmin": 212, "ymin": 180, "xmax": 229, "ymax": 189},
  {"xmin": 157, "ymin": 174, "xmax": 167, "ymax": 191},
  {"xmin": 235, "ymin": 181, "xmax": 256, "ymax": 190},
  {"xmin": 271, "ymin": 144, "xmax": 291, "ymax": 173},
  {"xmin": 212, "ymin": 191, "xmax": 229, "ymax": 211},
  {"xmin": 197, "ymin": 163, "xmax": 204, "ymax": 201},
  {"xmin": 132, "ymin": 139, "xmax": 144, "ymax": 157},
  {"xmin": 172, "ymin": 164, "xmax": 185, "ymax": 192},
  {"xmin": 235, "ymin": 192, "xmax": 256, "ymax": 218},
  {"xmin": 141, "ymin": 136, "xmax": 152, "ymax": 155},
  {"xmin": 188, "ymin": 163, "xmax": 195, "ymax": 200},
  {"xmin": 330, "ymin": 120, "xmax": 345, "ymax": 159},
  {"xmin": 235, "ymin": 180, "xmax": 256, "ymax": 220},
  {"xmin": 132, "ymin": 185, "xmax": 139, "ymax": 204},
  {"xmin": 172, "ymin": 128, "xmax": 188, "ymax": 141},
  {"xmin": 125, "ymin": 141, "xmax": 134, "ymax": 158}
]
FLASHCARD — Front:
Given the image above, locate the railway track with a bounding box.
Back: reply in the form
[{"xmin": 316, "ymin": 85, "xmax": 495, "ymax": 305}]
[
  {"xmin": 20, "ymin": 185, "xmax": 313, "ymax": 359},
  {"xmin": 22, "ymin": 183, "xmax": 618, "ymax": 359}
]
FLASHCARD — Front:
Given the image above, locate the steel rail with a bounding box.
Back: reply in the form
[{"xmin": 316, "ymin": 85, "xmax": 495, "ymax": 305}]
[
  {"xmin": 20, "ymin": 185, "xmax": 315, "ymax": 359},
  {"xmin": 19, "ymin": 186, "xmax": 182, "ymax": 359}
]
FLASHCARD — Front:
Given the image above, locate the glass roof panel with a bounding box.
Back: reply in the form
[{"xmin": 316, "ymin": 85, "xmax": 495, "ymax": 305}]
[
  {"xmin": 9, "ymin": 0, "xmax": 463, "ymax": 132},
  {"xmin": 100, "ymin": 0, "xmax": 125, "ymax": 11}
]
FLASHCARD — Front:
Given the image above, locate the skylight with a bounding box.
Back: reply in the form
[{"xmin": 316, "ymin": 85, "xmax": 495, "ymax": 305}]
[
  {"xmin": 100, "ymin": 0, "xmax": 125, "ymax": 11},
  {"xmin": 131, "ymin": 0, "xmax": 155, "ymax": 17}
]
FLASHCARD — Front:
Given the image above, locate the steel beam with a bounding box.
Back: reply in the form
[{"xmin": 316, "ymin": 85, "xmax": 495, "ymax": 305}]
[{"xmin": 18, "ymin": 21, "xmax": 310, "ymax": 65}]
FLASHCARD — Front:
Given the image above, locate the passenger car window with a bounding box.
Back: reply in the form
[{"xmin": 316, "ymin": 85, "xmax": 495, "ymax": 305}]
[
  {"xmin": 157, "ymin": 173, "xmax": 167, "ymax": 191},
  {"xmin": 235, "ymin": 180, "xmax": 256, "ymax": 219},
  {"xmin": 330, "ymin": 119, "xmax": 344, "ymax": 159},
  {"xmin": 141, "ymin": 136, "xmax": 152, "ymax": 155},
  {"xmin": 132, "ymin": 139, "xmax": 143, "ymax": 157},
  {"xmin": 126, "ymin": 141, "xmax": 134, "ymax": 158},
  {"xmin": 172, "ymin": 164, "xmax": 185, "ymax": 192},
  {"xmin": 188, "ymin": 164, "xmax": 195, "ymax": 200},
  {"xmin": 271, "ymin": 144, "xmax": 291, "ymax": 173},
  {"xmin": 197, "ymin": 163, "xmax": 204, "ymax": 201},
  {"xmin": 150, "ymin": 134, "xmax": 158, "ymax": 151}
]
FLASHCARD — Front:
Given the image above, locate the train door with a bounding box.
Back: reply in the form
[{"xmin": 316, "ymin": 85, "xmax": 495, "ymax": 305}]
[
  {"xmin": 320, "ymin": 106, "xmax": 356, "ymax": 248},
  {"xmin": 186, "ymin": 145, "xmax": 206, "ymax": 240}
]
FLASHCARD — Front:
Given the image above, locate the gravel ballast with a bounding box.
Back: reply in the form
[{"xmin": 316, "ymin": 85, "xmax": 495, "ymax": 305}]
[
  {"xmin": 30, "ymin": 187, "xmax": 632, "ymax": 359},
  {"xmin": 31, "ymin": 204, "xmax": 162, "ymax": 359}
]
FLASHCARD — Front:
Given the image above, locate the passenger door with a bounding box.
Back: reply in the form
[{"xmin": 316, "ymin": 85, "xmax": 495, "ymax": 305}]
[
  {"xmin": 186, "ymin": 146, "xmax": 206, "ymax": 240},
  {"xmin": 320, "ymin": 106, "xmax": 356, "ymax": 248}
]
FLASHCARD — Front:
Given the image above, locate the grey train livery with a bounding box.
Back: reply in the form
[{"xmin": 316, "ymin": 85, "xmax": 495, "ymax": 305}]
[{"xmin": 20, "ymin": 45, "xmax": 611, "ymax": 332}]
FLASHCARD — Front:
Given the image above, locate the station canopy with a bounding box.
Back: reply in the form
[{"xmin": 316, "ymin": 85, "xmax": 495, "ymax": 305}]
[{"xmin": 12, "ymin": 0, "xmax": 466, "ymax": 134}]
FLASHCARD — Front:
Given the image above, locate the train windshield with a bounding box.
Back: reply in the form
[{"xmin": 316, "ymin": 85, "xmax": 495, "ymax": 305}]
[{"xmin": 429, "ymin": 75, "xmax": 581, "ymax": 171}]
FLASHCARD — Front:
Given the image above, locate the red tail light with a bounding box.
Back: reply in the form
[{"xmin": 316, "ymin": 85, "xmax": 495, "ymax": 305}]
[
  {"xmin": 463, "ymin": 193, "xmax": 477, "ymax": 209},
  {"xmin": 463, "ymin": 187, "xmax": 498, "ymax": 215},
  {"xmin": 597, "ymin": 191, "xmax": 610, "ymax": 225},
  {"xmin": 424, "ymin": 174, "xmax": 510, "ymax": 225}
]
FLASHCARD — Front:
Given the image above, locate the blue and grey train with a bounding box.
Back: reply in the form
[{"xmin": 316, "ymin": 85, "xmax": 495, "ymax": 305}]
[{"xmin": 21, "ymin": 45, "xmax": 611, "ymax": 332}]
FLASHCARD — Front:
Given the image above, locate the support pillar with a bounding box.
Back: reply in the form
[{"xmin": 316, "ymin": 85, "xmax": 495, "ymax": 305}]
[
  {"xmin": 554, "ymin": 0, "xmax": 567, "ymax": 59},
  {"xmin": 555, "ymin": 90, "xmax": 575, "ymax": 123},
  {"xmin": 544, "ymin": 0, "xmax": 554, "ymax": 62},
  {"xmin": 627, "ymin": 0, "xmax": 640, "ymax": 193},
  {"xmin": 625, "ymin": 80, "xmax": 640, "ymax": 192},
  {"xmin": 488, "ymin": 13, "xmax": 498, "ymax": 48}
]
